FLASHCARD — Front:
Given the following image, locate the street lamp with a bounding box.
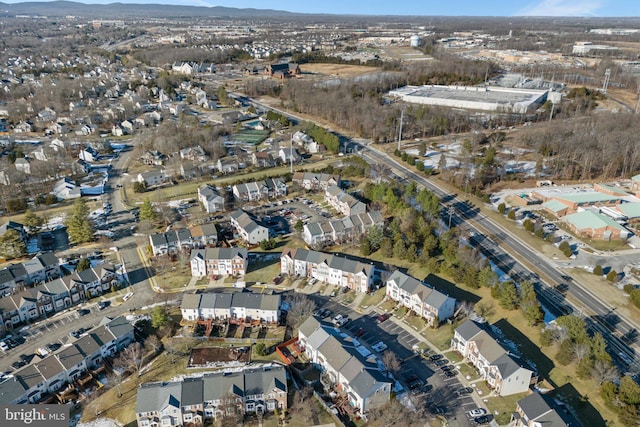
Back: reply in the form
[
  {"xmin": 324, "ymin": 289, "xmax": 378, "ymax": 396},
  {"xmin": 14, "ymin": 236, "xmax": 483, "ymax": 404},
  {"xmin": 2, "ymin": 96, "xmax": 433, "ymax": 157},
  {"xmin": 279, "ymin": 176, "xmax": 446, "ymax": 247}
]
[{"xmin": 448, "ymin": 206, "xmax": 455, "ymax": 229}]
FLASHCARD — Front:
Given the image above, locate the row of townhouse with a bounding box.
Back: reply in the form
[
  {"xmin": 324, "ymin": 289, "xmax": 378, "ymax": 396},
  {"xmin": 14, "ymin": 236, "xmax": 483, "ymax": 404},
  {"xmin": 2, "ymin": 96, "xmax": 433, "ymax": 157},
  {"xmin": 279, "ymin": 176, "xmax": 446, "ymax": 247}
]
[
  {"xmin": 303, "ymin": 211, "xmax": 384, "ymax": 246},
  {"xmin": 291, "ymin": 172, "xmax": 340, "ymax": 191},
  {"xmin": 452, "ymin": 320, "xmax": 533, "ymax": 396},
  {"xmin": 197, "ymin": 184, "xmax": 225, "ymax": 214},
  {"xmin": 232, "ymin": 178, "xmax": 288, "ymax": 202},
  {"xmin": 149, "ymin": 224, "xmax": 218, "ymax": 256},
  {"xmin": 298, "ymin": 317, "xmax": 392, "ymax": 414},
  {"xmin": 280, "ymin": 247, "xmax": 375, "ymax": 293},
  {"xmin": 325, "ymin": 186, "xmax": 367, "ymax": 217},
  {"xmin": 0, "ymin": 263, "xmax": 118, "ymax": 333},
  {"xmin": 385, "ymin": 271, "xmax": 456, "ymax": 327},
  {"xmin": 0, "ymin": 316, "xmax": 134, "ymax": 404},
  {"xmin": 229, "ymin": 210, "xmax": 269, "ymax": 245},
  {"xmin": 181, "ymin": 291, "xmax": 281, "ymax": 323},
  {"xmin": 0, "ymin": 252, "xmax": 61, "ymax": 294},
  {"xmin": 135, "ymin": 365, "xmax": 287, "ymax": 427},
  {"xmin": 190, "ymin": 247, "xmax": 249, "ymax": 277}
]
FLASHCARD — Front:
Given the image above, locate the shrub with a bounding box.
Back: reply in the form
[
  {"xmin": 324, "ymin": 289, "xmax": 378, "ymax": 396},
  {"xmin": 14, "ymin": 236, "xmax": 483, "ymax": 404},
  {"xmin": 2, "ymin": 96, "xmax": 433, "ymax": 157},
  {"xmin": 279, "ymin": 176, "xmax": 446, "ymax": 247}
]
[
  {"xmin": 507, "ymin": 210, "xmax": 516, "ymax": 220},
  {"xmin": 401, "ymin": 152, "xmax": 408, "ymax": 161},
  {"xmin": 497, "ymin": 203, "xmax": 506, "ymax": 214},
  {"xmin": 623, "ymin": 284, "xmax": 635, "ymax": 294},
  {"xmin": 593, "ymin": 265, "xmax": 604, "ymax": 276},
  {"xmin": 255, "ymin": 343, "xmax": 267, "ymax": 356},
  {"xmin": 606, "ymin": 270, "xmax": 618, "ymax": 282},
  {"xmin": 523, "ymin": 219, "xmax": 534, "ymax": 232}
]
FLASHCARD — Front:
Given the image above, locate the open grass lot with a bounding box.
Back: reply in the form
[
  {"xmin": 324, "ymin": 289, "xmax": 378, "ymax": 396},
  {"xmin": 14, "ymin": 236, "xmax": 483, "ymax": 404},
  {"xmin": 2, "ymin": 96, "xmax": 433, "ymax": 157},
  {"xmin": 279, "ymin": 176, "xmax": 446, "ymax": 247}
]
[
  {"xmin": 244, "ymin": 257, "xmax": 281, "ymax": 284},
  {"xmin": 421, "ymin": 323, "xmax": 455, "ymax": 351},
  {"xmin": 485, "ymin": 391, "xmax": 530, "ymax": 425},
  {"xmin": 300, "ymin": 62, "xmax": 382, "ymax": 78},
  {"xmin": 404, "ymin": 313, "xmax": 428, "ymax": 332},
  {"xmin": 152, "ymin": 259, "xmax": 192, "ymax": 291},
  {"xmin": 456, "ymin": 361, "xmax": 478, "ymax": 380}
]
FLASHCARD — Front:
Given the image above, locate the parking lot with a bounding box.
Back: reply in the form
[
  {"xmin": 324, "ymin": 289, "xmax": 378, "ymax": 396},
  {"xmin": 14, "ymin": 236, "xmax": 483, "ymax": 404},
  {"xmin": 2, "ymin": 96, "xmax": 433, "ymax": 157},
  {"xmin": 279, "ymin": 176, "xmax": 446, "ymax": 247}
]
[
  {"xmin": 248, "ymin": 197, "xmax": 334, "ymax": 235},
  {"xmin": 313, "ymin": 298, "xmax": 483, "ymax": 426}
]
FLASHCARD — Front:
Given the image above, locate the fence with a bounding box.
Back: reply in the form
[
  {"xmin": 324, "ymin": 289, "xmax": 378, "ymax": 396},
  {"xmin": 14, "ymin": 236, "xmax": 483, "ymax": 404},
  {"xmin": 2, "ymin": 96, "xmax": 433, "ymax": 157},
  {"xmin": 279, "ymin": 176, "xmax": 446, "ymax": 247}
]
[{"xmin": 313, "ymin": 391, "xmax": 346, "ymax": 427}]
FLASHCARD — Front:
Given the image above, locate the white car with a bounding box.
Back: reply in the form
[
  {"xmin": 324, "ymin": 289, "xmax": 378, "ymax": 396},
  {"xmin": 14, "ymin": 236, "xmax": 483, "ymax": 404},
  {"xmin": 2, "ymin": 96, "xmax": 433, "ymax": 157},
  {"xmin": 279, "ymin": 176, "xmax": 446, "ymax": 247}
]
[
  {"xmin": 372, "ymin": 341, "xmax": 388, "ymax": 353},
  {"xmin": 467, "ymin": 408, "xmax": 487, "ymax": 418}
]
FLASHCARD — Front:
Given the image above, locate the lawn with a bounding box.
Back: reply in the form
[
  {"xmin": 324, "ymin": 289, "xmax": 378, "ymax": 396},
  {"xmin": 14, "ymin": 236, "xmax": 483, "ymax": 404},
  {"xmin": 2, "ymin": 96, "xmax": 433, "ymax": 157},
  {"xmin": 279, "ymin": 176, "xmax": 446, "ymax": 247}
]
[
  {"xmin": 421, "ymin": 323, "xmax": 455, "ymax": 351},
  {"xmin": 404, "ymin": 313, "xmax": 428, "ymax": 332},
  {"xmin": 485, "ymin": 391, "xmax": 530, "ymax": 425},
  {"xmin": 379, "ymin": 299, "xmax": 397, "ymax": 312},
  {"xmin": 244, "ymin": 257, "xmax": 281, "ymax": 284},
  {"xmin": 342, "ymin": 290, "xmax": 356, "ymax": 305},
  {"xmin": 153, "ymin": 262, "xmax": 192, "ymax": 291},
  {"xmin": 359, "ymin": 288, "xmax": 386, "ymax": 309},
  {"xmin": 456, "ymin": 362, "xmax": 479, "ymax": 380},
  {"xmin": 443, "ymin": 350, "xmax": 463, "ymax": 364}
]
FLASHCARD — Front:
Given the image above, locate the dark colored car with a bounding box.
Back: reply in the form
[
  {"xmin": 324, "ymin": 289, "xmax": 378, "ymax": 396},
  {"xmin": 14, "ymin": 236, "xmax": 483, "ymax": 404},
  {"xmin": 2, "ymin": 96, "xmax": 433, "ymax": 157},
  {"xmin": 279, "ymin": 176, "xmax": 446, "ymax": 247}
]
[
  {"xmin": 404, "ymin": 374, "xmax": 419, "ymax": 383},
  {"xmin": 441, "ymin": 365, "xmax": 454, "ymax": 371},
  {"xmin": 429, "ymin": 354, "xmax": 444, "ymax": 361},
  {"xmin": 456, "ymin": 387, "xmax": 474, "ymax": 396},
  {"xmin": 376, "ymin": 313, "xmax": 391, "ymax": 323},
  {"xmin": 11, "ymin": 360, "xmax": 26, "ymax": 369},
  {"xmin": 97, "ymin": 301, "xmax": 110, "ymax": 310},
  {"xmin": 444, "ymin": 370, "xmax": 458, "ymax": 377},
  {"xmin": 46, "ymin": 343, "xmax": 61, "ymax": 352},
  {"xmin": 434, "ymin": 358, "xmax": 449, "ymax": 366},
  {"xmin": 77, "ymin": 308, "xmax": 90, "ymax": 316},
  {"xmin": 474, "ymin": 415, "xmax": 493, "ymax": 425},
  {"xmin": 354, "ymin": 328, "xmax": 366, "ymax": 337}
]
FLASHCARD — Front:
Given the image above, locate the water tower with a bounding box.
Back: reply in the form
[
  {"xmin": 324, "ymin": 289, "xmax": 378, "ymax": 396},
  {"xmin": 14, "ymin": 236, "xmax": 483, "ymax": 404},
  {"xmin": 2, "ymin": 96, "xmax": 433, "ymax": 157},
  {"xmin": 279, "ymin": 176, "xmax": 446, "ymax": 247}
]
[{"xmin": 410, "ymin": 35, "xmax": 422, "ymax": 47}]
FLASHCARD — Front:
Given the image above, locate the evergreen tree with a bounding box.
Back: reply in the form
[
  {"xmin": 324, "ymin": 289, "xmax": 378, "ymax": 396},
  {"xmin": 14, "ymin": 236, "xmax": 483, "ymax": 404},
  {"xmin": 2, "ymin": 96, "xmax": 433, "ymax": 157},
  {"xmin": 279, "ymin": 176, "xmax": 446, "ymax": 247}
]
[
  {"xmin": 151, "ymin": 306, "xmax": 170, "ymax": 329},
  {"xmin": 23, "ymin": 209, "xmax": 44, "ymax": 232},
  {"xmin": 139, "ymin": 198, "xmax": 157, "ymax": 222},
  {"xmin": 0, "ymin": 229, "xmax": 26, "ymax": 259},
  {"xmin": 65, "ymin": 198, "xmax": 94, "ymax": 244}
]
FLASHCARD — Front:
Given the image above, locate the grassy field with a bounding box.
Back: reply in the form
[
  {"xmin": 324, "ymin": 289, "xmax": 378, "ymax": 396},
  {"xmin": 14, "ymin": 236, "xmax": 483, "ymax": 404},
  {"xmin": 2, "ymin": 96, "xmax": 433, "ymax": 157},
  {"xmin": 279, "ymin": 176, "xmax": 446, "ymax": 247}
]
[
  {"xmin": 153, "ymin": 261, "xmax": 192, "ymax": 291},
  {"xmin": 421, "ymin": 323, "xmax": 455, "ymax": 351},
  {"xmin": 359, "ymin": 288, "xmax": 386, "ymax": 309},
  {"xmin": 244, "ymin": 257, "xmax": 281, "ymax": 284},
  {"xmin": 485, "ymin": 391, "xmax": 530, "ymax": 425}
]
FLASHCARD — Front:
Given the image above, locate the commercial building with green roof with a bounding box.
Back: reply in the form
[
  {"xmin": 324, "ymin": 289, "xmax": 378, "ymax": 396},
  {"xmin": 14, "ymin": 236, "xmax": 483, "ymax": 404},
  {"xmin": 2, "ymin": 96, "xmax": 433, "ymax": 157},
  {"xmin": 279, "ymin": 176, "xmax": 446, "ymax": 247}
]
[
  {"xmin": 617, "ymin": 203, "xmax": 640, "ymax": 219},
  {"xmin": 541, "ymin": 200, "xmax": 570, "ymax": 217},
  {"xmin": 563, "ymin": 211, "xmax": 631, "ymax": 240}
]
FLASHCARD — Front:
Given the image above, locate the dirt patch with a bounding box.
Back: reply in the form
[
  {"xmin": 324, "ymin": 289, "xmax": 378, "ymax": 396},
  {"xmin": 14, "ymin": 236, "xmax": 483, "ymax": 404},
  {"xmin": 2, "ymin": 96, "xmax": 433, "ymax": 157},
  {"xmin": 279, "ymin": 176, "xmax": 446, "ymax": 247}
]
[
  {"xmin": 188, "ymin": 346, "xmax": 251, "ymax": 368},
  {"xmin": 300, "ymin": 63, "xmax": 380, "ymax": 78}
]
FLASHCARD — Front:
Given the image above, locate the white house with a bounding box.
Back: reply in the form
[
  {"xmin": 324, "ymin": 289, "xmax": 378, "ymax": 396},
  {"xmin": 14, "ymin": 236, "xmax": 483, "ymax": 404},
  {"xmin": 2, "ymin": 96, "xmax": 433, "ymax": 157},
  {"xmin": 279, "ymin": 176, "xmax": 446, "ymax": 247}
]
[
  {"xmin": 325, "ymin": 186, "xmax": 367, "ymax": 216},
  {"xmin": 196, "ymin": 184, "xmax": 225, "ymax": 214},
  {"xmin": 180, "ymin": 292, "xmax": 280, "ymax": 323},
  {"xmin": 229, "ymin": 210, "xmax": 269, "ymax": 245},
  {"xmin": 137, "ymin": 170, "xmax": 169, "ymax": 188},
  {"xmin": 452, "ymin": 320, "xmax": 533, "ymax": 396},
  {"xmin": 189, "ymin": 247, "xmax": 249, "ymax": 277},
  {"xmin": 385, "ymin": 271, "xmax": 456, "ymax": 326}
]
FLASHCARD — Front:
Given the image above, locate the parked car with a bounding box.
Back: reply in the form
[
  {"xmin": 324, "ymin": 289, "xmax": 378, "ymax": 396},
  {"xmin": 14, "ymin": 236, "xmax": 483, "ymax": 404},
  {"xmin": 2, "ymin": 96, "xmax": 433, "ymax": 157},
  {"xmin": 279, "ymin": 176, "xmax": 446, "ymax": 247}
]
[
  {"xmin": 429, "ymin": 354, "xmax": 443, "ymax": 361},
  {"xmin": 456, "ymin": 387, "xmax": 474, "ymax": 396},
  {"xmin": 11, "ymin": 360, "xmax": 26, "ymax": 370},
  {"xmin": 441, "ymin": 365, "xmax": 454, "ymax": 371},
  {"xmin": 444, "ymin": 370, "xmax": 458, "ymax": 377},
  {"xmin": 97, "ymin": 301, "xmax": 110, "ymax": 310},
  {"xmin": 376, "ymin": 313, "xmax": 391, "ymax": 323},
  {"xmin": 0, "ymin": 341, "xmax": 10, "ymax": 352},
  {"xmin": 372, "ymin": 341, "xmax": 388, "ymax": 353},
  {"xmin": 430, "ymin": 406, "xmax": 446, "ymax": 415},
  {"xmin": 354, "ymin": 327, "xmax": 366, "ymax": 338},
  {"xmin": 77, "ymin": 308, "xmax": 90, "ymax": 316},
  {"xmin": 467, "ymin": 408, "xmax": 487, "ymax": 418},
  {"xmin": 434, "ymin": 358, "xmax": 449, "ymax": 366},
  {"xmin": 474, "ymin": 415, "xmax": 493, "ymax": 425}
]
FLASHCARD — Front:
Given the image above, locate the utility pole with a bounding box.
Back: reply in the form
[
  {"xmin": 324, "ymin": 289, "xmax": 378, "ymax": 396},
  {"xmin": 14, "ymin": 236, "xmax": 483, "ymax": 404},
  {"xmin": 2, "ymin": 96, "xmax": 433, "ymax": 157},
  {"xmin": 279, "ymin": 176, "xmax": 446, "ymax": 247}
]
[
  {"xmin": 397, "ymin": 106, "xmax": 405, "ymax": 151},
  {"xmin": 602, "ymin": 69, "xmax": 611, "ymax": 94},
  {"xmin": 290, "ymin": 133, "xmax": 293, "ymax": 174}
]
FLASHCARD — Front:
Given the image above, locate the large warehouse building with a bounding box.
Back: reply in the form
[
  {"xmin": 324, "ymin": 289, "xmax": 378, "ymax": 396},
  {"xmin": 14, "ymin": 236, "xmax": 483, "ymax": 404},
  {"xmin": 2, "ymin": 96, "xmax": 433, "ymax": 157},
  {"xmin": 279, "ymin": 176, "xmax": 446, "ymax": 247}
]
[{"xmin": 389, "ymin": 85, "xmax": 549, "ymax": 113}]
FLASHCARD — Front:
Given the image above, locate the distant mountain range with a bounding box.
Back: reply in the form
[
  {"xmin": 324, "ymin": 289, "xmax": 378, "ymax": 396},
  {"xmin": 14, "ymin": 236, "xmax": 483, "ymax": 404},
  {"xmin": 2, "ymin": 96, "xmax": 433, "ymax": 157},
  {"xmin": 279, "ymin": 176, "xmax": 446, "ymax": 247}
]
[{"xmin": 0, "ymin": 1, "xmax": 298, "ymax": 18}]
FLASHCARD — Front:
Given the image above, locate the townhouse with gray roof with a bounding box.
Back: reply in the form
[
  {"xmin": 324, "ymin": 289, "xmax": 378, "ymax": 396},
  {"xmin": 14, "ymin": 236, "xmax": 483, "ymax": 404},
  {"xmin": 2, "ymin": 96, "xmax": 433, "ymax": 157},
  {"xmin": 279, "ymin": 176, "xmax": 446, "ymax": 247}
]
[
  {"xmin": 292, "ymin": 172, "xmax": 340, "ymax": 191},
  {"xmin": 511, "ymin": 392, "xmax": 569, "ymax": 427},
  {"xmin": 149, "ymin": 229, "xmax": 194, "ymax": 256},
  {"xmin": 190, "ymin": 247, "xmax": 249, "ymax": 277},
  {"xmin": 297, "ymin": 316, "xmax": 391, "ymax": 414},
  {"xmin": 135, "ymin": 365, "xmax": 287, "ymax": 426},
  {"xmin": 452, "ymin": 320, "xmax": 533, "ymax": 396},
  {"xmin": 280, "ymin": 247, "xmax": 375, "ymax": 293},
  {"xmin": 197, "ymin": 184, "xmax": 225, "ymax": 214},
  {"xmin": 385, "ymin": 270, "xmax": 456, "ymax": 327},
  {"xmin": 0, "ymin": 316, "xmax": 134, "ymax": 404},
  {"xmin": 325, "ymin": 185, "xmax": 367, "ymax": 216},
  {"xmin": 181, "ymin": 291, "xmax": 280, "ymax": 324},
  {"xmin": 229, "ymin": 210, "xmax": 269, "ymax": 245},
  {"xmin": 303, "ymin": 211, "xmax": 384, "ymax": 246}
]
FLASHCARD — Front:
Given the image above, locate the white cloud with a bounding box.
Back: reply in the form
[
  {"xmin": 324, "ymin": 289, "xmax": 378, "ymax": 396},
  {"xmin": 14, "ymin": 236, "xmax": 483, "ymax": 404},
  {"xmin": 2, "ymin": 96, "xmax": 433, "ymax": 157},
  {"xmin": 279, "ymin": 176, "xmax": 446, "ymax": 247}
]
[{"xmin": 516, "ymin": 0, "xmax": 603, "ymax": 16}]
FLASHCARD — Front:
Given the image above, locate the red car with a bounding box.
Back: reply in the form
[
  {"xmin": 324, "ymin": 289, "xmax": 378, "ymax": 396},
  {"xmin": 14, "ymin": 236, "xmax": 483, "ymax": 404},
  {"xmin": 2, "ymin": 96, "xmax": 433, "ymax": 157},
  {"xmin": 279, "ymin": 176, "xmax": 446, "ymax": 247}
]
[
  {"xmin": 355, "ymin": 328, "xmax": 366, "ymax": 337},
  {"xmin": 376, "ymin": 313, "xmax": 391, "ymax": 323}
]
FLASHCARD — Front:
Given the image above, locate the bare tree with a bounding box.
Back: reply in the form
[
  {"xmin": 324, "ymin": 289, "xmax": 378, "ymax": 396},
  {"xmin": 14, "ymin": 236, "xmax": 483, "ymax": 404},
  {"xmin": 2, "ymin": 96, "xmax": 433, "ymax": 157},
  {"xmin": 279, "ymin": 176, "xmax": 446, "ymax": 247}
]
[
  {"xmin": 114, "ymin": 342, "xmax": 148, "ymax": 376},
  {"xmin": 219, "ymin": 393, "xmax": 242, "ymax": 427},
  {"xmin": 382, "ymin": 351, "xmax": 401, "ymax": 376},
  {"xmin": 286, "ymin": 293, "xmax": 316, "ymax": 332},
  {"xmin": 146, "ymin": 335, "xmax": 162, "ymax": 355},
  {"xmin": 474, "ymin": 301, "xmax": 495, "ymax": 319},
  {"xmin": 592, "ymin": 360, "xmax": 620, "ymax": 385},
  {"xmin": 573, "ymin": 342, "xmax": 590, "ymax": 362}
]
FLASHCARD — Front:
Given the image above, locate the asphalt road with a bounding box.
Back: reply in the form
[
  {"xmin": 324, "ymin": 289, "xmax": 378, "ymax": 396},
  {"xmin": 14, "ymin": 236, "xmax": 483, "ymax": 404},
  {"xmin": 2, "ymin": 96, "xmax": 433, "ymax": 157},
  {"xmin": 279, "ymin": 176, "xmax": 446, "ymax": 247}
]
[{"xmin": 358, "ymin": 143, "xmax": 640, "ymax": 375}]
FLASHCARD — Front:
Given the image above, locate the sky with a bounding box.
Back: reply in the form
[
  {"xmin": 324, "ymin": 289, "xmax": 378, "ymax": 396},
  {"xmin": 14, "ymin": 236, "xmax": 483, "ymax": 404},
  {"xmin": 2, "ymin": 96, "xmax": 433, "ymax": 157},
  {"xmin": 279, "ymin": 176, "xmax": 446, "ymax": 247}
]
[{"xmin": 3, "ymin": 0, "xmax": 640, "ymax": 17}]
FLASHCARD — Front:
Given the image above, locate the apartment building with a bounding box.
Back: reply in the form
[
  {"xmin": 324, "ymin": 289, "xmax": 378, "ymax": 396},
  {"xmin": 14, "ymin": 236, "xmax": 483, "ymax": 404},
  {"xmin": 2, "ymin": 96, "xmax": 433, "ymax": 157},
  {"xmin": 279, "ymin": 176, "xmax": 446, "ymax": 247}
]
[
  {"xmin": 325, "ymin": 186, "xmax": 367, "ymax": 216},
  {"xmin": 229, "ymin": 210, "xmax": 269, "ymax": 245},
  {"xmin": 181, "ymin": 292, "xmax": 281, "ymax": 323},
  {"xmin": 280, "ymin": 247, "xmax": 375, "ymax": 293},
  {"xmin": 385, "ymin": 271, "xmax": 456, "ymax": 326},
  {"xmin": 135, "ymin": 365, "xmax": 287, "ymax": 427},
  {"xmin": 452, "ymin": 320, "xmax": 533, "ymax": 396},
  {"xmin": 190, "ymin": 247, "xmax": 249, "ymax": 277}
]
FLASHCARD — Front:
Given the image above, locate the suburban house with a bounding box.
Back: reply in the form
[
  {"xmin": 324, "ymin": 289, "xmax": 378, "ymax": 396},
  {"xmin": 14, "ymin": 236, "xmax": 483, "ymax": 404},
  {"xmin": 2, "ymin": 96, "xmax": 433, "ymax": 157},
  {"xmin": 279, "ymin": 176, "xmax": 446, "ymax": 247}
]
[
  {"xmin": 52, "ymin": 177, "xmax": 82, "ymax": 200},
  {"xmin": 0, "ymin": 316, "xmax": 134, "ymax": 404},
  {"xmin": 303, "ymin": 211, "xmax": 384, "ymax": 246},
  {"xmin": 252, "ymin": 151, "xmax": 277, "ymax": 168},
  {"xmin": 216, "ymin": 158, "xmax": 240, "ymax": 174},
  {"xmin": 229, "ymin": 210, "xmax": 269, "ymax": 245},
  {"xmin": 292, "ymin": 172, "xmax": 340, "ymax": 191},
  {"xmin": 233, "ymin": 178, "xmax": 287, "ymax": 201},
  {"xmin": 140, "ymin": 151, "xmax": 165, "ymax": 166},
  {"xmin": 298, "ymin": 317, "xmax": 392, "ymax": 414},
  {"xmin": 511, "ymin": 392, "xmax": 569, "ymax": 427},
  {"xmin": 198, "ymin": 184, "xmax": 225, "ymax": 214},
  {"xmin": 189, "ymin": 223, "xmax": 219, "ymax": 248},
  {"xmin": 0, "ymin": 252, "xmax": 60, "ymax": 294},
  {"xmin": 292, "ymin": 131, "xmax": 323, "ymax": 154},
  {"xmin": 325, "ymin": 186, "xmax": 367, "ymax": 216},
  {"xmin": 179, "ymin": 145, "xmax": 208, "ymax": 162},
  {"xmin": 149, "ymin": 229, "xmax": 193, "ymax": 256},
  {"xmin": 137, "ymin": 170, "xmax": 169, "ymax": 188},
  {"xmin": 190, "ymin": 247, "xmax": 249, "ymax": 277},
  {"xmin": 280, "ymin": 247, "xmax": 375, "ymax": 293},
  {"xmin": 180, "ymin": 291, "xmax": 281, "ymax": 323},
  {"xmin": 278, "ymin": 147, "xmax": 301, "ymax": 164},
  {"xmin": 385, "ymin": 271, "xmax": 456, "ymax": 326},
  {"xmin": 135, "ymin": 365, "xmax": 287, "ymax": 426},
  {"xmin": 79, "ymin": 146, "xmax": 100, "ymax": 163},
  {"xmin": 452, "ymin": 320, "xmax": 533, "ymax": 396}
]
